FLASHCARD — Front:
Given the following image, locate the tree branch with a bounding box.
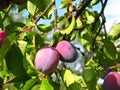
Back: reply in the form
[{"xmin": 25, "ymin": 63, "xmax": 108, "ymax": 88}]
[
  {"xmin": 34, "ymin": 0, "xmax": 55, "ymax": 24},
  {"xmin": 53, "ymin": 0, "xmax": 58, "ymax": 30},
  {"xmin": 92, "ymin": 0, "xmax": 108, "ymax": 32},
  {"xmin": 90, "ymin": 0, "xmax": 108, "ymax": 53},
  {"xmin": 75, "ymin": 0, "xmax": 92, "ymax": 19}
]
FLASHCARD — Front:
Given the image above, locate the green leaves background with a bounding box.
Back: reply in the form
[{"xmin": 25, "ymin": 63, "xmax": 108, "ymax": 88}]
[{"xmin": 0, "ymin": 0, "xmax": 120, "ymax": 90}]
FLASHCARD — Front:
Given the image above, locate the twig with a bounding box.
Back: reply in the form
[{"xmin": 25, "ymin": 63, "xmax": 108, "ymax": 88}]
[
  {"xmin": 75, "ymin": 0, "xmax": 92, "ymax": 19},
  {"xmin": 22, "ymin": 1, "xmax": 55, "ymax": 33},
  {"xmin": 92, "ymin": 0, "xmax": 108, "ymax": 32},
  {"xmin": 90, "ymin": 0, "xmax": 108, "ymax": 53},
  {"xmin": 100, "ymin": 0, "xmax": 107, "ymax": 39},
  {"xmin": 2, "ymin": 4, "xmax": 14, "ymax": 22},
  {"xmin": 34, "ymin": 0, "xmax": 55, "ymax": 24},
  {"xmin": 53, "ymin": 0, "xmax": 58, "ymax": 30}
]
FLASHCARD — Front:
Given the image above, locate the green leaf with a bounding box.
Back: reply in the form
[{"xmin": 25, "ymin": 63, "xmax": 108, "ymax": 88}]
[
  {"xmin": 37, "ymin": 24, "xmax": 53, "ymax": 32},
  {"xmin": 31, "ymin": 84, "xmax": 41, "ymax": 90},
  {"xmin": 22, "ymin": 78, "xmax": 39, "ymax": 90},
  {"xmin": 60, "ymin": 16, "xmax": 75, "ymax": 34},
  {"xmin": 40, "ymin": 79, "xmax": 53, "ymax": 90},
  {"xmin": 60, "ymin": 0, "xmax": 69, "ymax": 8},
  {"xmin": 68, "ymin": 82, "xmax": 81, "ymax": 90},
  {"xmin": 103, "ymin": 40, "xmax": 117, "ymax": 60},
  {"xmin": 27, "ymin": 0, "xmax": 52, "ymax": 18},
  {"xmin": 63, "ymin": 69, "xmax": 75, "ymax": 87},
  {"xmin": 26, "ymin": 18, "xmax": 36, "ymax": 26},
  {"xmin": 0, "ymin": 33, "xmax": 17, "ymax": 61},
  {"xmin": 76, "ymin": 16, "xmax": 82, "ymax": 28},
  {"xmin": 5, "ymin": 44, "xmax": 30, "ymax": 82},
  {"xmin": 91, "ymin": 0, "xmax": 100, "ymax": 5},
  {"xmin": 3, "ymin": 83, "xmax": 17, "ymax": 90},
  {"xmin": 83, "ymin": 67, "xmax": 95, "ymax": 82},
  {"xmin": 5, "ymin": 44, "xmax": 25, "ymax": 75},
  {"xmin": 82, "ymin": 10, "xmax": 96, "ymax": 24},
  {"xmin": 79, "ymin": 28, "xmax": 93, "ymax": 52},
  {"xmin": 5, "ymin": 22, "xmax": 25, "ymax": 35},
  {"xmin": 60, "ymin": 0, "xmax": 75, "ymax": 9},
  {"xmin": 23, "ymin": 53, "xmax": 38, "ymax": 77},
  {"xmin": 108, "ymin": 23, "xmax": 120, "ymax": 38},
  {"xmin": 82, "ymin": 67, "xmax": 97, "ymax": 90}
]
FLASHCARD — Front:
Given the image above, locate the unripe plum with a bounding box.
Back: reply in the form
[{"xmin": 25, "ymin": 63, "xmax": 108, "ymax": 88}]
[
  {"xmin": 103, "ymin": 72, "xmax": 120, "ymax": 90},
  {"xmin": 0, "ymin": 0, "xmax": 10, "ymax": 10},
  {"xmin": 34, "ymin": 47, "xmax": 60, "ymax": 74},
  {"xmin": 0, "ymin": 30, "xmax": 7, "ymax": 46},
  {"xmin": 55, "ymin": 40, "xmax": 77, "ymax": 62},
  {"xmin": 12, "ymin": 0, "xmax": 27, "ymax": 5}
]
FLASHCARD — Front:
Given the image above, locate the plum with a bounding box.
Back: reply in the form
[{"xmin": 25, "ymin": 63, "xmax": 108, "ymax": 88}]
[
  {"xmin": 103, "ymin": 72, "xmax": 120, "ymax": 90},
  {"xmin": 34, "ymin": 47, "xmax": 60, "ymax": 74},
  {"xmin": 0, "ymin": 0, "xmax": 10, "ymax": 10},
  {"xmin": 12, "ymin": 0, "xmax": 27, "ymax": 5},
  {"xmin": 55, "ymin": 40, "xmax": 77, "ymax": 62},
  {"xmin": 0, "ymin": 30, "xmax": 7, "ymax": 46}
]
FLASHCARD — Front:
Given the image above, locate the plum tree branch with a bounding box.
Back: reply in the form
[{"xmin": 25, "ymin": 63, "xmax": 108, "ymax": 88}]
[
  {"xmin": 92, "ymin": 0, "xmax": 108, "ymax": 32},
  {"xmin": 100, "ymin": 0, "xmax": 107, "ymax": 39},
  {"xmin": 90, "ymin": 0, "xmax": 108, "ymax": 56},
  {"xmin": 75, "ymin": 0, "xmax": 92, "ymax": 19},
  {"xmin": 34, "ymin": 0, "xmax": 55, "ymax": 24},
  {"xmin": 22, "ymin": 0, "xmax": 55, "ymax": 33},
  {"xmin": 53, "ymin": 0, "xmax": 58, "ymax": 30},
  {"xmin": 2, "ymin": 4, "xmax": 14, "ymax": 23}
]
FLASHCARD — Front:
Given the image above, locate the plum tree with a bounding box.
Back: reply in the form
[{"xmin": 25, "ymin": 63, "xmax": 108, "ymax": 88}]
[
  {"xmin": 103, "ymin": 72, "xmax": 120, "ymax": 90},
  {"xmin": 55, "ymin": 40, "xmax": 77, "ymax": 62},
  {"xmin": 0, "ymin": 30, "xmax": 7, "ymax": 46},
  {"xmin": 34, "ymin": 47, "xmax": 60, "ymax": 74},
  {"xmin": 12, "ymin": 0, "xmax": 27, "ymax": 5},
  {"xmin": 0, "ymin": 0, "xmax": 10, "ymax": 10}
]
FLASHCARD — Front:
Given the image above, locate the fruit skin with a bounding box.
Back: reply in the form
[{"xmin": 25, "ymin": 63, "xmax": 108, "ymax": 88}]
[
  {"xmin": 12, "ymin": 0, "xmax": 27, "ymax": 5},
  {"xmin": 34, "ymin": 47, "xmax": 60, "ymax": 74},
  {"xmin": 55, "ymin": 40, "xmax": 77, "ymax": 62},
  {"xmin": 0, "ymin": 0, "xmax": 10, "ymax": 10},
  {"xmin": 103, "ymin": 72, "xmax": 120, "ymax": 90},
  {"xmin": 0, "ymin": 30, "xmax": 7, "ymax": 46}
]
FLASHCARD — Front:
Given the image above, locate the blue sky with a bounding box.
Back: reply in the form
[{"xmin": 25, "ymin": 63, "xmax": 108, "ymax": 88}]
[{"xmin": 33, "ymin": 0, "xmax": 120, "ymax": 32}]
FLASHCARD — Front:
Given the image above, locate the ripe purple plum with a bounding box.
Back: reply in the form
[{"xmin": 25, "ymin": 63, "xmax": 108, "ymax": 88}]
[
  {"xmin": 103, "ymin": 72, "xmax": 120, "ymax": 90},
  {"xmin": 0, "ymin": 0, "xmax": 10, "ymax": 10},
  {"xmin": 0, "ymin": 30, "xmax": 7, "ymax": 46},
  {"xmin": 34, "ymin": 47, "xmax": 60, "ymax": 74},
  {"xmin": 55, "ymin": 40, "xmax": 77, "ymax": 62}
]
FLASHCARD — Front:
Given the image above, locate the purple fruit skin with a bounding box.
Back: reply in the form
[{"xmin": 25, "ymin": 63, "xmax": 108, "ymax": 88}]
[
  {"xmin": 55, "ymin": 40, "xmax": 77, "ymax": 62},
  {"xmin": 35, "ymin": 47, "xmax": 60, "ymax": 74},
  {"xmin": 0, "ymin": 31, "xmax": 7, "ymax": 46},
  {"xmin": 103, "ymin": 72, "xmax": 120, "ymax": 90}
]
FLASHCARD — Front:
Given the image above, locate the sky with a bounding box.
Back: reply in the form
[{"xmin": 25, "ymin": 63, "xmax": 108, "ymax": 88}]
[
  {"xmin": 56, "ymin": 0, "xmax": 120, "ymax": 33},
  {"xmin": 104, "ymin": 0, "xmax": 120, "ymax": 32}
]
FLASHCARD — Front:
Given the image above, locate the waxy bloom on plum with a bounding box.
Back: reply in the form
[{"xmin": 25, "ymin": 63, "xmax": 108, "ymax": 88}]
[
  {"xmin": 34, "ymin": 47, "xmax": 60, "ymax": 74},
  {"xmin": 103, "ymin": 72, "xmax": 120, "ymax": 90},
  {"xmin": 55, "ymin": 40, "xmax": 77, "ymax": 62}
]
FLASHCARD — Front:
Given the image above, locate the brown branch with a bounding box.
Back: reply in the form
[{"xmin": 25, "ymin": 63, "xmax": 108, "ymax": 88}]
[
  {"xmin": 53, "ymin": 0, "xmax": 58, "ymax": 30},
  {"xmin": 21, "ymin": 1, "xmax": 55, "ymax": 33},
  {"xmin": 92, "ymin": 0, "xmax": 108, "ymax": 32},
  {"xmin": 75, "ymin": 0, "xmax": 92, "ymax": 19},
  {"xmin": 2, "ymin": 4, "xmax": 14, "ymax": 22},
  {"xmin": 90, "ymin": 0, "xmax": 108, "ymax": 53},
  {"xmin": 34, "ymin": 0, "xmax": 55, "ymax": 24},
  {"xmin": 100, "ymin": 0, "xmax": 107, "ymax": 39}
]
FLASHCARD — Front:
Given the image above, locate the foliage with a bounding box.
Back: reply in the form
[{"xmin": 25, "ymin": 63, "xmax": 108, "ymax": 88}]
[{"xmin": 0, "ymin": 0, "xmax": 120, "ymax": 90}]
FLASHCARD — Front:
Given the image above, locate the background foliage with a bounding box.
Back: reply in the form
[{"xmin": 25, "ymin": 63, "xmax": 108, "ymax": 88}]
[{"xmin": 0, "ymin": 0, "xmax": 120, "ymax": 90}]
